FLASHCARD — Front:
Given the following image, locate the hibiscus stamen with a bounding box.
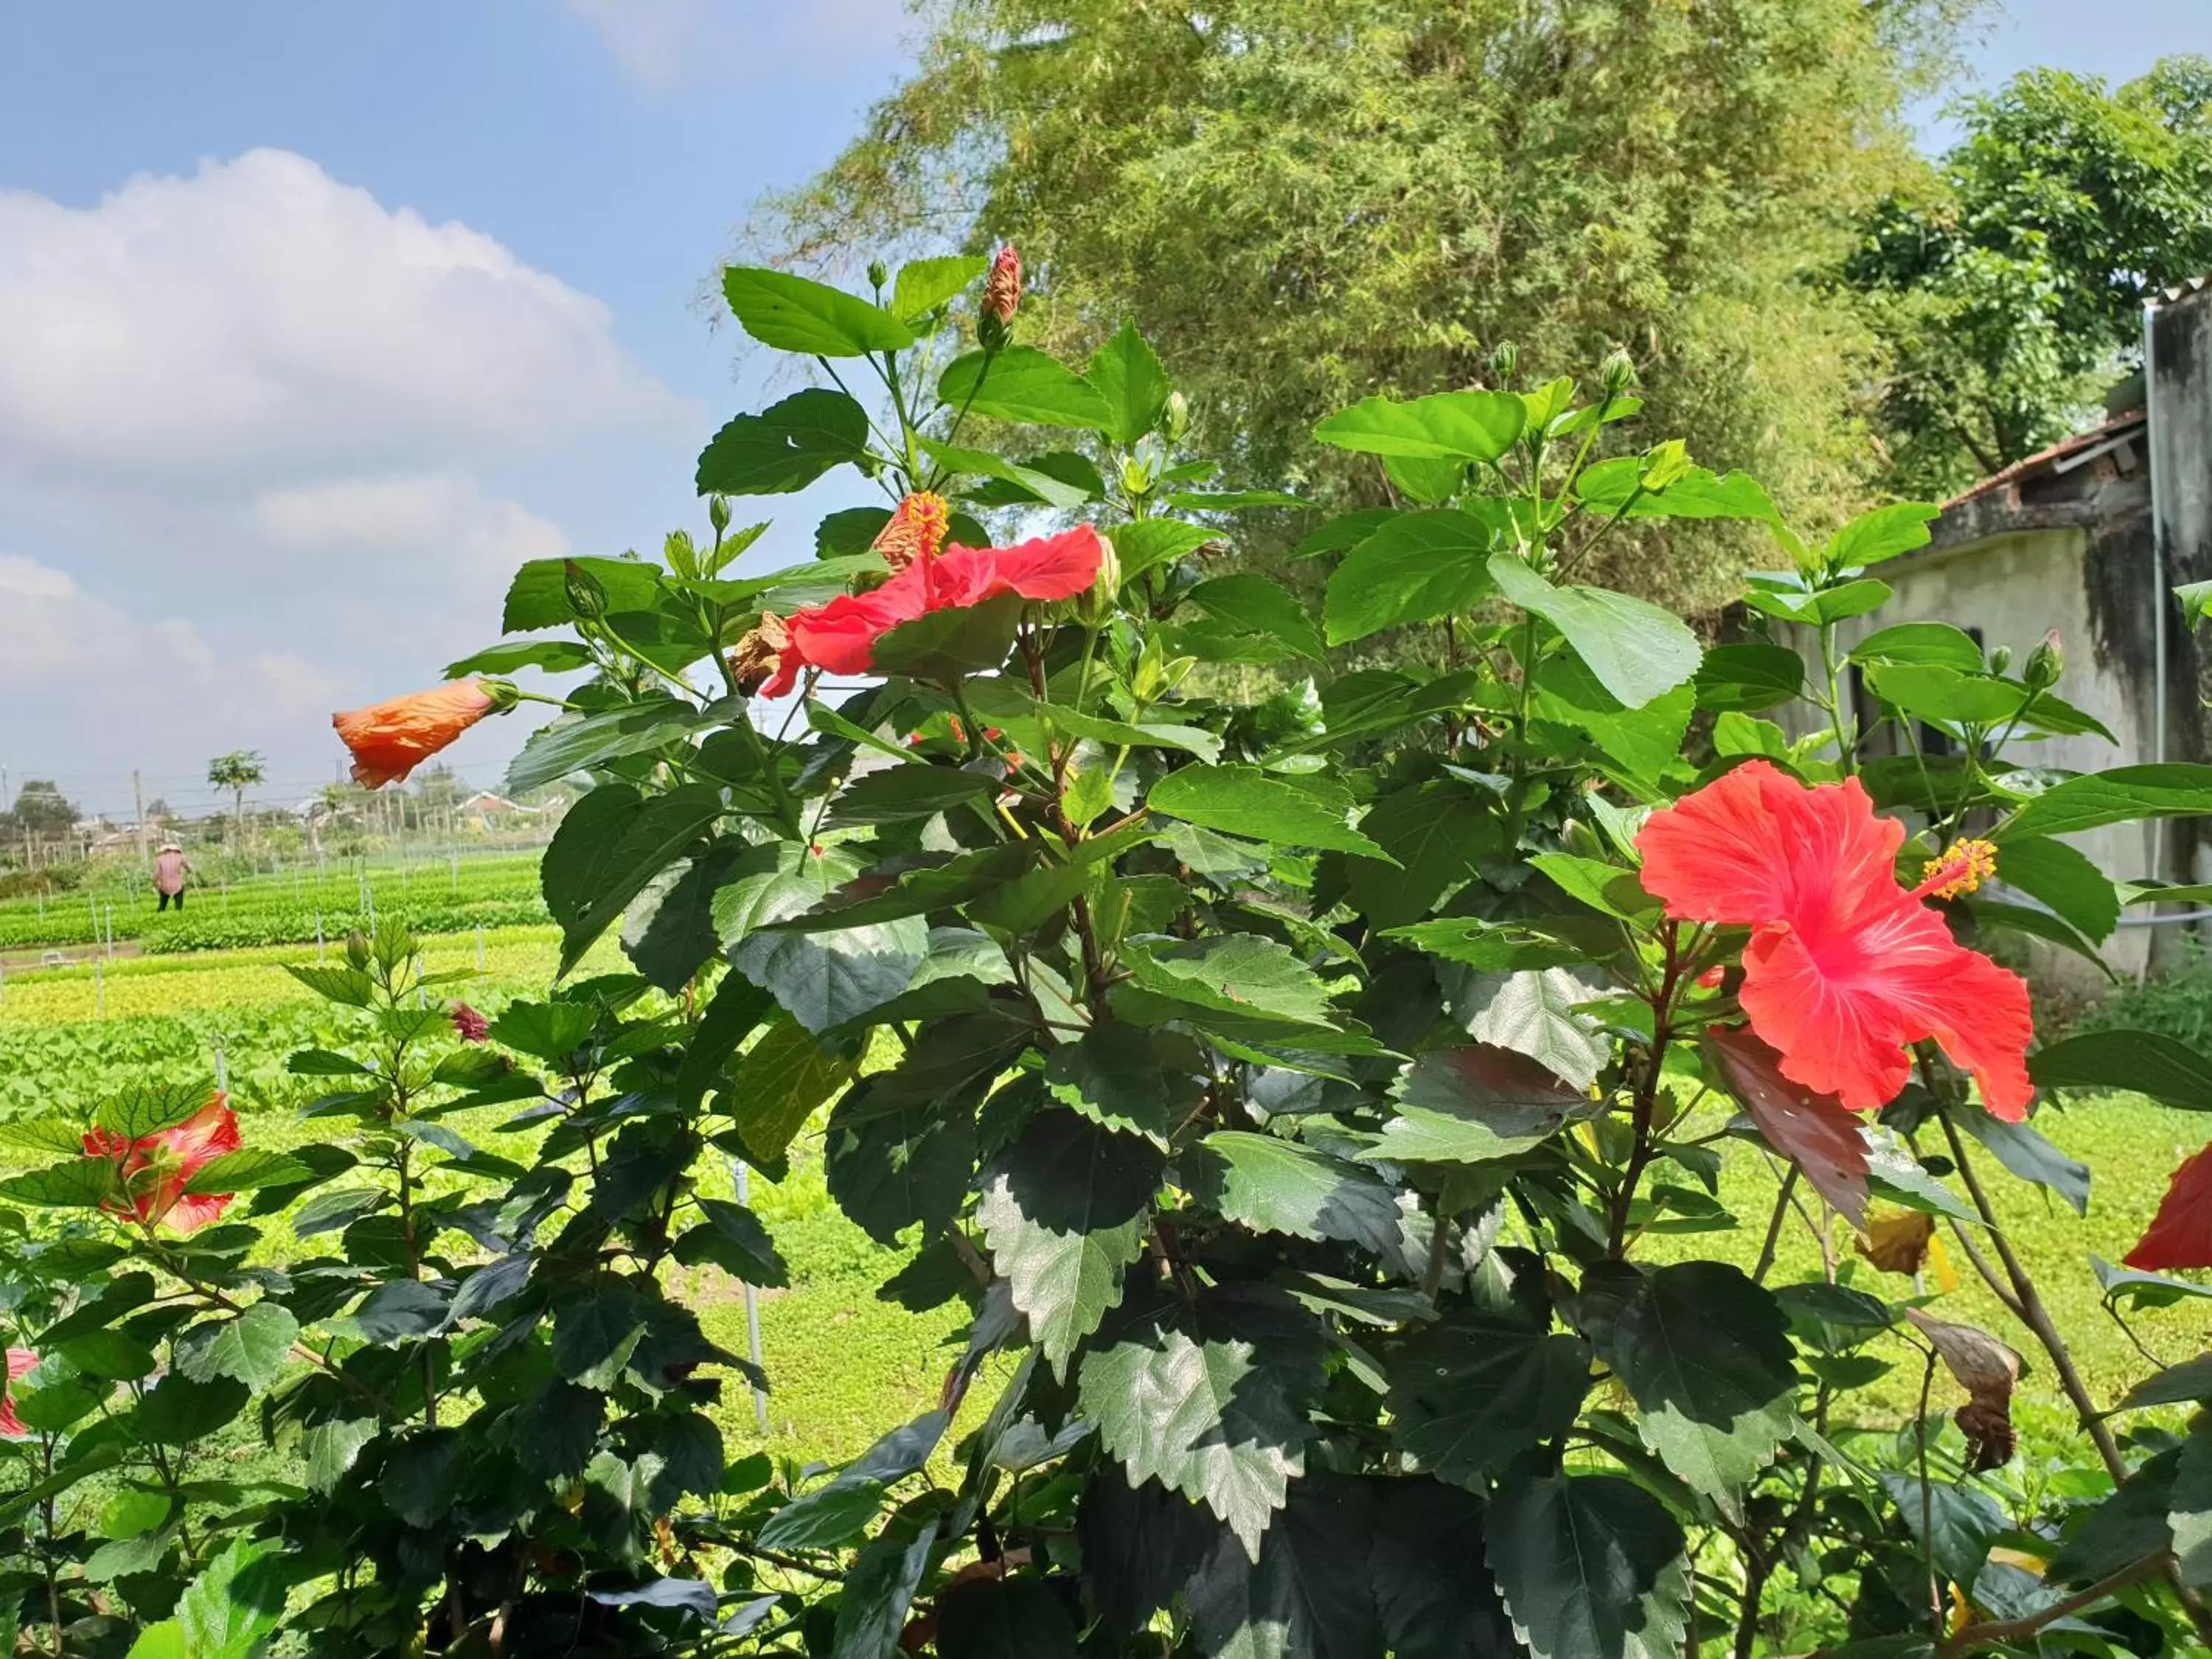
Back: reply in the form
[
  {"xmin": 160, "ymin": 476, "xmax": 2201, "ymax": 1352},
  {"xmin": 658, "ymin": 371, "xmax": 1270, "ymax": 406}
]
[{"xmin": 1915, "ymin": 838, "xmax": 1998, "ymax": 902}]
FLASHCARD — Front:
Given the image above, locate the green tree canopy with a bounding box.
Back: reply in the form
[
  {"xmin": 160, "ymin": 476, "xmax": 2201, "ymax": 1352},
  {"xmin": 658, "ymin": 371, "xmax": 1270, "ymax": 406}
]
[
  {"xmin": 1849, "ymin": 55, "xmax": 2212, "ymax": 497},
  {"xmin": 759, "ymin": 0, "xmax": 1973, "ymax": 606}
]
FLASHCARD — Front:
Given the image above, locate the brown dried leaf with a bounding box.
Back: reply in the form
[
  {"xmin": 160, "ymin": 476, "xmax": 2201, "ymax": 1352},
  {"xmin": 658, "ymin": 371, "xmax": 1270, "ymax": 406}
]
[
  {"xmin": 1905, "ymin": 1307, "xmax": 2022, "ymax": 1472},
  {"xmin": 1707, "ymin": 1025, "xmax": 1869, "ymax": 1229},
  {"xmin": 1858, "ymin": 1211, "xmax": 1936, "ymax": 1276}
]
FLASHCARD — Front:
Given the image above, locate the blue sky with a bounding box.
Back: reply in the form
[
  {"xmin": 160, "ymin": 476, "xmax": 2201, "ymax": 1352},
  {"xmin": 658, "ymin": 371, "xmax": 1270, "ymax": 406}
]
[{"xmin": 1, "ymin": 0, "xmax": 2206, "ymax": 818}]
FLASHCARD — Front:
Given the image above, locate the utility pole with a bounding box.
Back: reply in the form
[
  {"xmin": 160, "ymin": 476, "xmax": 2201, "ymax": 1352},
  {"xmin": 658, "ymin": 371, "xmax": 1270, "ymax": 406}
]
[{"xmin": 132, "ymin": 770, "xmax": 150, "ymax": 867}]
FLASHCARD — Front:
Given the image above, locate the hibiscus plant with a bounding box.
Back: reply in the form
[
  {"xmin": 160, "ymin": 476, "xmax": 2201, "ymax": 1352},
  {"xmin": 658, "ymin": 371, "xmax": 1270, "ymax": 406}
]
[{"xmin": 9, "ymin": 251, "xmax": 2212, "ymax": 1658}]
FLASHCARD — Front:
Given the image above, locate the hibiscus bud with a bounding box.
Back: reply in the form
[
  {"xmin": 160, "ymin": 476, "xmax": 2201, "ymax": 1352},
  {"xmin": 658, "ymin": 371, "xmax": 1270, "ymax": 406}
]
[
  {"xmin": 2024, "ymin": 630, "xmax": 2063, "ymax": 692},
  {"xmin": 985, "ymin": 245, "xmax": 1022, "ymax": 324},
  {"xmin": 451, "ymin": 1002, "xmax": 490, "ymax": 1043},
  {"xmin": 1600, "ymin": 347, "xmax": 1635, "ymax": 396},
  {"xmin": 1987, "ymin": 644, "xmax": 2011, "ymax": 675},
  {"xmin": 1164, "ymin": 391, "xmax": 1192, "ymax": 444},
  {"xmin": 866, "ymin": 257, "xmax": 889, "ymax": 291},
  {"xmin": 1120, "ymin": 454, "xmax": 1157, "ymax": 498},
  {"xmin": 1487, "ymin": 341, "xmax": 1518, "ymax": 386},
  {"xmin": 1075, "ymin": 534, "xmax": 1121, "ymax": 626},
  {"xmin": 727, "ymin": 611, "xmax": 792, "ymax": 698},
  {"xmin": 564, "ymin": 559, "xmax": 609, "ymax": 622},
  {"xmin": 708, "ymin": 494, "xmax": 731, "ymax": 536}
]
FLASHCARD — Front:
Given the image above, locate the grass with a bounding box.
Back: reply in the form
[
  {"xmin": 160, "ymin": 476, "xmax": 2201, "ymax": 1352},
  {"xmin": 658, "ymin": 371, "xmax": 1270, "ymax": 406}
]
[{"xmin": 7, "ymin": 931, "xmax": 2212, "ymax": 1478}]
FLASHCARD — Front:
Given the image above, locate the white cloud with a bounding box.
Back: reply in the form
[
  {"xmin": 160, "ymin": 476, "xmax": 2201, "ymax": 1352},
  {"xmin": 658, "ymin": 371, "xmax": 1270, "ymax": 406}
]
[
  {"xmin": 254, "ymin": 470, "xmax": 569, "ymax": 572},
  {"xmin": 0, "ymin": 149, "xmax": 685, "ymax": 481},
  {"xmin": 0, "ymin": 554, "xmax": 343, "ymax": 725}
]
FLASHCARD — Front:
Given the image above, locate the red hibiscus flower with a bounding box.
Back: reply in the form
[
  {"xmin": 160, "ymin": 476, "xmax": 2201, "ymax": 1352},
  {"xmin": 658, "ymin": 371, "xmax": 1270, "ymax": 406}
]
[
  {"xmin": 0, "ymin": 1349, "xmax": 38, "ymax": 1438},
  {"xmin": 760, "ymin": 524, "xmax": 1106, "ymax": 698},
  {"xmin": 872, "ymin": 491, "xmax": 951, "ymax": 574},
  {"xmin": 451, "ymin": 1003, "xmax": 490, "ymax": 1043},
  {"xmin": 83, "ymin": 1094, "xmax": 243, "ymax": 1234},
  {"xmin": 1635, "ymin": 759, "xmax": 2033, "ymax": 1120},
  {"xmin": 2125, "ymin": 1145, "xmax": 2212, "ymax": 1271}
]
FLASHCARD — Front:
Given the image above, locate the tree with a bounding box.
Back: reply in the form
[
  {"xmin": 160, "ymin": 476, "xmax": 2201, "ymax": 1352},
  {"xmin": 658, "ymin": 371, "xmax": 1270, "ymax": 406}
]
[
  {"xmin": 757, "ymin": 0, "xmax": 1973, "ymax": 608},
  {"xmin": 206, "ymin": 749, "xmax": 265, "ymax": 848},
  {"xmin": 1848, "ymin": 56, "xmax": 2212, "ymax": 496},
  {"xmin": 2, "ymin": 779, "xmax": 79, "ymax": 843}
]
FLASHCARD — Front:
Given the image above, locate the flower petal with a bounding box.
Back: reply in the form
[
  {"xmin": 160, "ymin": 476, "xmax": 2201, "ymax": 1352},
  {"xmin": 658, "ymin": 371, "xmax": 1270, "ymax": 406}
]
[
  {"xmin": 2125, "ymin": 1145, "xmax": 2212, "ymax": 1272},
  {"xmin": 1636, "ymin": 759, "xmax": 1902, "ymax": 930}
]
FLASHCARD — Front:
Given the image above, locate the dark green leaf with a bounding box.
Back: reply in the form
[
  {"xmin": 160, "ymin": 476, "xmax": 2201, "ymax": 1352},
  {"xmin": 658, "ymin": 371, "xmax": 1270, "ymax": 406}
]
[
  {"xmin": 94, "ymin": 1079, "xmax": 212, "ymax": 1141},
  {"xmin": 1851, "ymin": 622, "xmax": 1986, "ymax": 672},
  {"xmin": 833, "ymin": 1526, "xmax": 938, "ymax": 1659},
  {"xmin": 2000, "ymin": 765, "xmax": 2212, "ymax": 842},
  {"xmin": 829, "ymin": 763, "xmax": 996, "ymax": 826},
  {"xmin": 1951, "ymin": 1107, "xmax": 2088, "ymax": 1214},
  {"xmin": 872, "ymin": 591, "xmax": 1026, "ymax": 681},
  {"xmin": 1043, "ymin": 1023, "xmax": 1194, "ymax": 1144},
  {"xmin": 1369, "ymin": 1043, "xmax": 1593, "ymax": 1164},
  {"xmin": 384, "ymin": 1429, "xmax": 463, "ymax": 1527},
  {"xmin": 674, "ymin": 1198, "xmax": 790, "ymax": 1287},
  {"xmin": 727, "ymin": 865, "xmax": 928, "ymax": 1033},
  {"xmin": 542, "ymin": 782, "xmax": 725, "ymax": 975},
  {"xmin": 1343, "ymin": 778, "xmax": 1500, "ymax": 931},
  {"xmin": 1386, "ymin": 1318, "xmax": 1592, "ymax": 1482},
  {"xmin": 826, "ymin": 1084, "xmax": 980, "ymax": 1246},
  {"xmin": 1486, "ymin": 1472, "xmax": 1688, "ymax": 1659},
  {"xmin": 757, "ymin": 1479, "xmax": 886, "ymax": 1550},
  {"xmin": 133, "ymin": 1373, "xmax": 249, "ymax": 1445},
  {"xmin": 1189, "ymin": 1131, "xmax": 1410, "ymax": 1263},
  {"xmin": 176, "ymin": 1304, "xmax": 296, "ymax": 1392},
  {"xmin": 1691, "ymin": 644, "xmax": 1804, "ymax": 713},
  {"xmin": 1582, "ymin": 1262, "xmax": 1796, "ymax": 1523},
  {"xmin": 935, "ymin": 1576, "xmax": 1081, "ymax": 1659},
  {"xmin": 2031, "ymin": 1030, "xmax": 2212, "ymax": 1109},
  {"xmin": 503, "ymin": 555, "xmax": 662, "ymax": 631},
  {"xmin": 1447, "ymin": 967, "xmax": 1610, "ymax": 1091},
  {"xmin": 1180, "ymin": 574, "xmax": 1326, "ymax": 663},
  {"xmin": 1994, "ymin": 836, "xmax": 2121, "ymax": 944},
  {"xmin": 1115, "ymin": 518, "xmax": 1219, "ymax": 585},
  {"xmin": 0, "ymin": 1159, "xmax": 118, "ymax": 1209},
  {"xmin": 175, "ymin": 1538, "xmax": 285, "ymax": 1659},
  {"xmin": 444, "ymin": 638, "xmax": 595, "ymax": 678},
  {"xmin": 979, "ymin": 1110, "xmax": 1163, "ymax": 1374},
  {"xmin": 696, "ymin": 386, "xmax": 873, "ymax": 496},
  {"xmin": 1879, "ymin": 1472, "xmax": 2006, "ymax": 1586}
]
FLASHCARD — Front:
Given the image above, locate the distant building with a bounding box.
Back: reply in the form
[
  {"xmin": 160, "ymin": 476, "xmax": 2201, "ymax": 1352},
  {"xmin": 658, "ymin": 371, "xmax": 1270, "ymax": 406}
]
[{"xmin": 1775, "ymin": 278, "xmax": 2212, "ymax": 992}]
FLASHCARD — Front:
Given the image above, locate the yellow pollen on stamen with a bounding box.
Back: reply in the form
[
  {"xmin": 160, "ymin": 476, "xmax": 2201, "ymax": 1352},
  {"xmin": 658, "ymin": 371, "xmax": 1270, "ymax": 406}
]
[{"xmin": 1921, "ymin": 838, "xmax": 1997, "ymax": 900}]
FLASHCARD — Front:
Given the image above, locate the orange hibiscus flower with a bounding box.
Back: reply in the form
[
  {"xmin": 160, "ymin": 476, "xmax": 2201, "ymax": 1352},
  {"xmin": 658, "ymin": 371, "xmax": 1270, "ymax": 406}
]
[
  {"xmin": 759, "ymin": 524, "xmax": 1106, "ymax": 698},
  {"xmin": 1636, "ymin": 759, "xmax": 2033, "ymax": 1120},
  {"xmin": 333, "ymin": 679, "xmax": 514, "ymax": 790},
  {"xmin": 83, "ymin": 1094, "xmax": 243, "ymax": 1234}
]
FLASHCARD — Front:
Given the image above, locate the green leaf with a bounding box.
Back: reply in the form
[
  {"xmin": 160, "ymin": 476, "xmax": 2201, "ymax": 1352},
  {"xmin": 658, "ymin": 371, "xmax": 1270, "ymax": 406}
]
[
  {"xmin": 920, "ymin": 437, "xmax": 1093, "ymax": 509},
  {"xmin": 444, "ymin": 638, "xmax": 595, "ymax": 678},
  {"xmin": 504, "ymin": 699, "xmax": 697, "ymax": 795},
  {"xmin": 1148, "ymin": 764, "xmax": 1393, "ymax": 861},
  {"xmin": 1529, "ymin": 853, "xmax": 1659, "ymax": 922},
  {"xmin": 1369, "ymin": 1043, "xmax": 1595, "ymax": 1164},
  {"xmin": 978, "ymin": 1110, "xmax": 1163, "ymax": 1375},
  {"xmin": 1828, "ymin": 501, "xmax": 1940, "ymax": 569},
  {"xmin": 758, "ymin": 1478, "xmax": 887, "ymax": 1550},
  {"xmin": 1315, "ymin": 391, "xmax": 1526, "ymax": 462},
  {"xmin": 2049, "ymin": 1447, "xmax": 2177, "ymax": 1585},
  {"xmin": 1866, "ymin": 663, "xmax": 2024, "ymax": 726},
  {"xmin": 1325, "ymin": 509, "xmax": 1500, "ymax": 647},
  {"xmin": 1188, "ymin": 1131, "xmax": 1411, "ymax": 1263},
  {"xmin": 1383, "ymin": 452, "xmax": 1467, "ymax": 504},
  {"xmin": 1582, "ymin": 1262, "xmax": 1797, "ymax": 1523},
  {"xmin": 721, "ymin": 265, "xmax": 914, "ymax": 356},
  {"xmin": 1043, "ymin": 1023, "xmax": 1192, "ymax": 1145},
  {"xmin": 2117, "ymin": 1353, "xmax": 2212, "ymax": 1411},
  {"xmin": 384, "ymin": 1429, "xmax": 463, "ymax": 1528},
  {"xmin": 1448, "ymin": 967, "xmax": 1610, "ymax": 1091},
  {"xmin": 1089, "ymin": 321, "xmax": 1172, "ymax": 445},
  {"xmin": 961, "ymin": 679, "xmax": 1224, "ymax": 764},
  {"xmin": 132, "ymin": 1372, "xmax": 248, "ymax": 1445},
  {"xmin": 726, "ymin": 866, "xmax": 929, "ymax": 1034},
  {"xmin": 1878, "ymin": 1473, "xmax": 2006, "ymax": 1587},
  {"xmin": 1077, "ymin": 1287, "xmax": 1324, "ymax": 1557},
  {"xmin": 1486, "ymin": 1472, "xmax": 1689, "ymax": 1659},
  {"xmin": 504, "ymin": 554, "xmax": 664, "ymax": 631},
  {"xmin": 177, "ymin": 1304, "xmax": 296, "ymax": 1393},
  {"xmin": 1691, "ymin": 643, "xmax": 1804, "ymax": 713},
  {"xmin": 1577, "ymin": 459, "xmax": 1784, "ymax": 529},
  {"xmin": 181, "ymin": 1149, "xmax": 310, "ymax": 1196},
  {"xmin": 1343, "ymin": 777, "xmax": 1502, "ymax": 931},
  {"xmin": 833, "ymin": 1526, "xmax": 939, "ymax": 1659},
  {"xmin": 674, "ymin": 1199, "xmax": 790, "ymax": 1287},
  {"xmin": 56, "ymin": 1330, "xmax": 156, "ymax": 1382},
  {"xmin": 175, "ymin": 1537, "xmax": 285, "ymax": 1659},
  {"xmin": 1995, "ymin": 836, "xmax": 2120, "ymax": 943},
  {"xmin": 485, "ymin": 998, "xmax": 597, "ymax": 1063},
  {"xmin": 1115, "ymin": 518, "xmax": 1218, "ymax": 585},
  {"xmin": 1385, "ymin": 1317, "xmax": 1593, "ymax": 1482},
  {"xmin": 892, "ymin": 253, "xmax": 986, "ymax": 321},
  {"xmin": 1489, "ymin": 554, "xmax": 1701, "ymax": 709},
  {"xmin": 542, "ymin": 782, "xmax": 725, "ymax": 975},
  {"xmin": 695, "ymin": 387, "xmax": 872, "ymax": 496},
  {"xmin": 1180, "ymin": 574, "xmax": 1326, "ymax": 663},
  {"xmin": 825, "ymin": 1086, "xmax": 980, "ymax": 1246},
  {"xmin": 2000, "ymin": 765, "xmax": 2212, "ymax": 841},
  {"xmin": 872, "ymin": 591, "xmax": 1025, "ymax": 681},
  {"xmin": 2031, "ymin": 1030, "xmax": 2212, "ymax": 1109},
  {"xmin": 1851, "ymin": 622, "xmax": 1986, "ymax": 672},
  {"xmin": 1742, "ymin": 578, "xmax": 1892, "ymax": 627},
  {"xmin": 935, "ymin": 1576, "xmax": 1082, "ymax": 1659},
  {"xmin": 0, "ymin": 1158, "xmax": 118, "ymax": 1209},
  {"xmin": 304, "ymin": 1419, "xmax": 377, "ymax": 1495},
  {"xmin": 1952, "ymin": 1106, "xmax": 2088, "ymax": 1213},
  {"xmin": 1123, "ymin": 934, "xmax": 1335, "ymax": 1026},
  {"xmin": 720, "ymin": 1014, "xmax": 853, "ymax": 1164},
  {"xmin": 828, "ymin": 763, "xmax": 997, "ymax": 827},
  {"xmin": 95, "ymin": 1079, "xmax": 214, "ymax": 1141},
  {"xmin": 939, "ymin": 345, "xmax": 1112, "ymax": 431}
]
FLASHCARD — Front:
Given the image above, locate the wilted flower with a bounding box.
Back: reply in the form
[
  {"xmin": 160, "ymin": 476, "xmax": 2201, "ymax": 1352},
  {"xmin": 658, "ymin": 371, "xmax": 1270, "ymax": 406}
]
[
  {"xmin": 871, "ymin": 492, "xmax": 951, "ymax": 574},
  {"xmin": 451, "ymin": 1003, "xmax": 490, "ymax": 1043},
  {"xmin": 727, "ymin": 611, "xmax": 791, "ymax": 698},
  {"xmin": 1637, "ymin": 760, "xmax": 2033, "ymax": 1119},
  {"xmin": 985, "ymin": 245, "xmax": 1022, "ymax": 324},
  {"xmin": 334, "ymin": 681, "xmax": 515, "ymax": 790},
  {"xmin": 0, "ymin": 1349, "xmax": 38, "ymax": 1438},
  {"xmin": 83, "ymin": 1094, "xmax": 242, "ymax": 1234}
]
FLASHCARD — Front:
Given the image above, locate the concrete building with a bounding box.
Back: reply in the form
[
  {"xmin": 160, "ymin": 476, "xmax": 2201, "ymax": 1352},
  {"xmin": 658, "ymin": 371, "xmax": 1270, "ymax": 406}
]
[{"xmin": 1775, "ymin": 278, "xmax": 2212, "ymax": 992}]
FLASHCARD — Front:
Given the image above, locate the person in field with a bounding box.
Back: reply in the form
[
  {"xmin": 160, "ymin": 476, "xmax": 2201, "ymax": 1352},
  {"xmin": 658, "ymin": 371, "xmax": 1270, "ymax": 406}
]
[{"xmin": 152, "ymin": 842, "xmax": 193, "ymax": 911}]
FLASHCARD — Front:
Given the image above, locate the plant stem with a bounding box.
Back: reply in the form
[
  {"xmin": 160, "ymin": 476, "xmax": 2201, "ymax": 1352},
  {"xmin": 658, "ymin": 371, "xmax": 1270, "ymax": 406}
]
[
  {"xmin": 1938, "ymin": 1551, "xmax": 2167, "ymax": 1655},
  {"xmin": 1915, "ymin": 1340, "xmax": 1943, "ymax": 1638},
  {"xmin": 1750, "ymin": 1164, "xmax": 1799, "ymax": 1285}
]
